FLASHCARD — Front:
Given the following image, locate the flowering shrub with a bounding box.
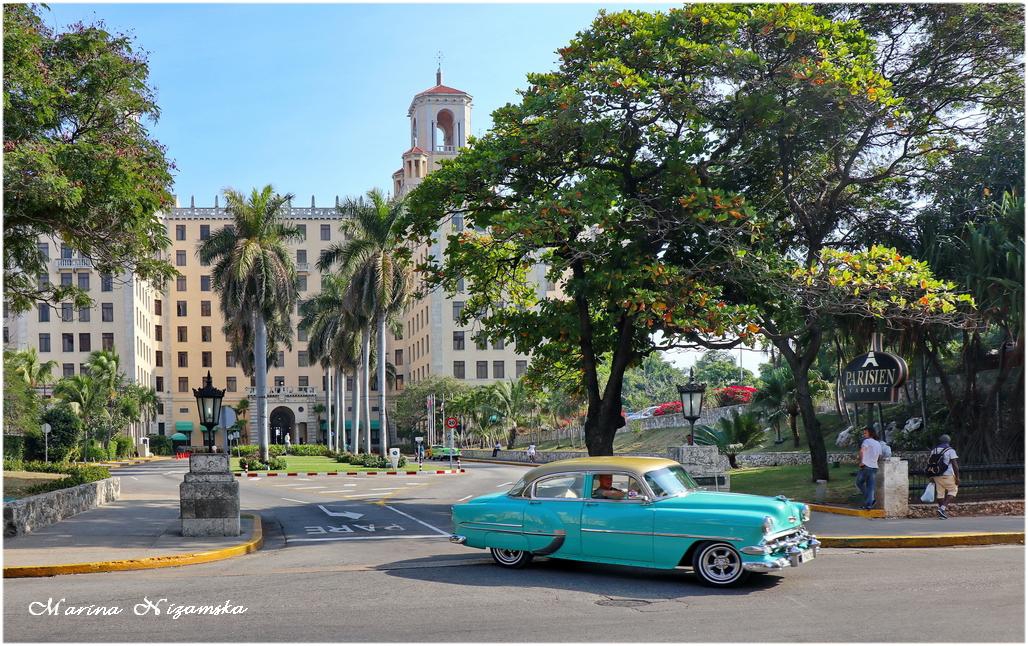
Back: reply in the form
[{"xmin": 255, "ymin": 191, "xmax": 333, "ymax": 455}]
[
  {"xmin": 653, "ymin": 401, "xmax": 683, "ymax": 417},
  {"xmin": 714, "ymin": 385, "xmax": 757, "ymax": 406}
]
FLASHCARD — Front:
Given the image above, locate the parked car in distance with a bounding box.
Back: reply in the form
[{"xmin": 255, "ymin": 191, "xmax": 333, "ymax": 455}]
[
  {"xmin": 450, "ymin": 456, "xmax": 818, "ymax": 587},
  {"xmin": 625, "ymin": 405, "xmax": 659, "ymax": 421},
  {"xmin": 428, "ymin": 445, "xmax": 462, "ymax": 460}
]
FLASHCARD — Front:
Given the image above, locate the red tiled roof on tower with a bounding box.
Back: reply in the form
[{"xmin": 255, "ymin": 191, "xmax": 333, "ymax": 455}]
[
  {"xmin": 416, "ymin": 84, "xmax": 467, "ymax": 96},
  {"xmin": 403, "ymin": 146, "xmax": 428, "ymax": 156}
]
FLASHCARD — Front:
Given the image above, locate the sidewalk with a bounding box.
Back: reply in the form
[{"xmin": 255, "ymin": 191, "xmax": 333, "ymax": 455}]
[
  {"xmin": 808, "ymin": 511, "xmax": 1025, "ymax": 547},
  {"xmin": 3, "ymin": 489, "xmax": 261, "ymax": 577}
]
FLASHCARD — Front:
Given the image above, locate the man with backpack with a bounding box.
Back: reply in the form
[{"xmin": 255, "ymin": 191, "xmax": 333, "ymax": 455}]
[{"xmin": 926, "ymin": 434, "xmax": 960, "ymax": 519}]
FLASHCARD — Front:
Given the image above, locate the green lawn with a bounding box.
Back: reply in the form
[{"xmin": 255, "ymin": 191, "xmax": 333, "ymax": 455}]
[
  {"xmin": 229, "ymin": 456, "xmax": 425, "ymax": 473},
  {"xmin": 729, "ymin": 464, "xmax": 860, "ymax": 505}
]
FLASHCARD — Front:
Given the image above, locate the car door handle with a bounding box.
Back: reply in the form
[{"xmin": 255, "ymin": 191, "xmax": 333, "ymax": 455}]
[
  {"xmin": 584, "ymin": 502, "xmax": 598, "ymax": 507},
  {"xmin": 529, "ymin": 500, "xmax": 541, "ymax": 505}
]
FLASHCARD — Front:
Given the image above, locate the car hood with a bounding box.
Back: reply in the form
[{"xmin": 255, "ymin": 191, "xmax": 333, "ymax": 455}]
[{"xmin": 656, "ymin": 490, "xmax": 804, "ymax": 529}]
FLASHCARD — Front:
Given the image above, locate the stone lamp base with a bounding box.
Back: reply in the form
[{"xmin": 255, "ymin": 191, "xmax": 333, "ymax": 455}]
[{"xmin": 180, "ymin": 453, "xmax": 240, "ymax": 537}]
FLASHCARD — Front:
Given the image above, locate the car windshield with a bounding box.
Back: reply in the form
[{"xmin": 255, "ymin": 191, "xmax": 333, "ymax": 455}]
[{"xmin": 644, "ymin": 466, "xmax": 698, "ymax": 499}]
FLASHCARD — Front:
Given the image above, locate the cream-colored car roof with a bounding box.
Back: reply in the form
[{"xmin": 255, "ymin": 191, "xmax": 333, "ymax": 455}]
[{"xmin": 520, "ymin": 456, "xmax": 679, "ymax": 481}]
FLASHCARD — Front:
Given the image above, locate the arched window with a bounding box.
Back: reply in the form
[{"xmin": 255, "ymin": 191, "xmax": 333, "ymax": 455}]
[{"xmin": 436, "ymin": 109, "xmax": 455, "ymax": 151}]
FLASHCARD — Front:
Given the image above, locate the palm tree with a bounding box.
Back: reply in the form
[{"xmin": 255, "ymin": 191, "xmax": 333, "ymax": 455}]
[
  {"xmin": 489, "ymin": 379, "xmax": 535, "ymax": 449},
  {"xmin": 11, "ymin": 347, "xmax": 57, "ymax": 394},
  {"xmin": 694, "ymin": 411, "xmax": 766, "ymax": 468},
  {"xmin": 752, "ymin": 365, "xmax": 831, "ymax": 449},
  {"xmin": 319, "ymin": 189, "xmax": 414, "ymax": 455},
  {"xmin": 135, "ymin": 385, "xmax": 159, "ymax": 440},
  {"xmin": 199, "ymin": 185, "xmax": 302, "ymax": 460},
  {"xmin": 53, "ymin": 373, "xmax": 102, "ymax": 458},
  {"xmin": 232, "ymin": 398, "xmax": 250, "ymax": 444}
]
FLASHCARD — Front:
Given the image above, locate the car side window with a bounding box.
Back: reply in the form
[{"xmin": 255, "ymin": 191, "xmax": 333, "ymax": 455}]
[
  {"xmin": 532, "ymin": 474, "xmax": 585, "ymax": 499},
  {"xmin": 591, "ymin": 473, "xmax": 644, "ymax": 501}
]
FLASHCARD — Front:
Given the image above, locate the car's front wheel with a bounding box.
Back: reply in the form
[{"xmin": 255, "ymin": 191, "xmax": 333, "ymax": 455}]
[
  {"xmin": 692, "ymin": 542, "xmax": 749, "ymax": 587},
  {"xmin": 489, "ymin": 548, "xmax": 534, "ymax": 569}
]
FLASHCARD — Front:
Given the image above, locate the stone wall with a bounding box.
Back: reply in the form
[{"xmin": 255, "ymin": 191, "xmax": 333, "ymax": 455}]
[
  {"xmin": 3, "ymin": 477, "xmax": 121, "ymax": 537},
  {"xmin": 907, "ymin": 499, "xmax": 1024, "ymax": 518},
  {"xmin": 734, "ymin": 450, "xmax": 931, "ymax": 468}
]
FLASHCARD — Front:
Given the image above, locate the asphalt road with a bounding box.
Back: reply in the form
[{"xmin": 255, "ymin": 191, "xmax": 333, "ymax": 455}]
[{"xmin": 3, "ymin": 460, "xmax": 1024, "ymax": 642}]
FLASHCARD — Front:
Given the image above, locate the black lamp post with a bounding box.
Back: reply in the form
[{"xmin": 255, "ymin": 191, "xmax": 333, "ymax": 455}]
[
  {"xmin": 193, "ymin": 370, "xmax": 225, "ymax": 452},
  {"xmin": 677, "ymin": 368, "xmax": 706, "ymax": 446}
]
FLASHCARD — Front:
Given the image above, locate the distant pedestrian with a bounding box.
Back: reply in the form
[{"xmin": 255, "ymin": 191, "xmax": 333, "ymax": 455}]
[
  {"xmin": 284, "ymin": 435, "xmax": 292, "ymax": 454},
  {"xmin": 856, "ymin": 426, "xmax": 882, "ymax": 510},
  {"xmin": 527, "ymin": 444, "xmax": 537, "ymax": 463},
  {"xmin": 492, "ymin": 441, "xmax": 501, "ymax": 458},
  {"xmin": 927, "ymin": 434, "xmax": 960, "ymax": 519}
]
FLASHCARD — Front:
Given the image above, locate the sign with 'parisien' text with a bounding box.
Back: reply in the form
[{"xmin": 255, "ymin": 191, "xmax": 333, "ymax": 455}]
[{"xmin": 841, "ymin": 351, "xmax": 909, "ymax": 404}]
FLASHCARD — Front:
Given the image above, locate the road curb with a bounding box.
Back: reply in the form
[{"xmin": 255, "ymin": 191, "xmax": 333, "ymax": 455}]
[
  {"xmin": 809, "ymin": 503, "xmax": 885, "ymax": 518},
  {"xmin": 235, "ymin": 469, "xmax": 466, "ymax": 477},
  {"xmin": 461, "ymin": 458, "xmax": 537, "ymax": 467},
  {"xmin": 3, "ymin": 513, "xmax": 264, "ymax": 578},
  {"xmin": 818, "ymin": 531, "xmax": 1024, "ymax": 548}
]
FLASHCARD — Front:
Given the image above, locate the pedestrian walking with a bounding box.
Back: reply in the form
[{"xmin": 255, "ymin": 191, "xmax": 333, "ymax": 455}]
[
  {"xmin": 926, "ymin": 434, "xmax": 960, "ymax": 519},
  {"xmin": 856, "ymin": 426, "xmax": 882, "ymax": 510},
  {"xmin": 527, "ymin": 444, "xmax": 537, "ymax": 463},
  {"xmin": 492, "ymin": 441, "xmax": 501, "ymax": 458}
]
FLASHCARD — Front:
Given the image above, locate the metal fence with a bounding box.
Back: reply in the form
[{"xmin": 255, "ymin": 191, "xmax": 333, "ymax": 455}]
[{"xmin": 908, "ymin": 463, "xmax": 1025, "ymax": 502}]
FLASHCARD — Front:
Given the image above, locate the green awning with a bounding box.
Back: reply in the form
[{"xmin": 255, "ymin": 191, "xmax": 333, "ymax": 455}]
[
  {"xmin": 175, "ymin": 421, "xmax": 194, "ymax": 433},
  {"xmin": 170, "ymin": 432, "xmax": 189, "ymax": 441},
  {"xmin": 344, "ymin": 420, "xmax": 380, "ymax": 430}
]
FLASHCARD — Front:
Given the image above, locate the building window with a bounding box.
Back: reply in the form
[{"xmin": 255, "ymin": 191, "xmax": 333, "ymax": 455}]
[
  {"xmin": 38, "ymin": 242, "xmax": 50, "ymax": 260},
  {"xmin": 61, "ymin": 244, "xmax": 73, "ymax": 260},
  {"xmin": 62, "ymin": 333, "xmax": 74, "ymax": 352},
  {"xmin": 37, "ymin": 273, "xmax": 49, "ymax": 290},
  {"xmin": 156, "ymin": 402, "xmax": 164, "ymax": 415},
  {"xmin": 456, "ymin": 277, "xmax": 465, "ymax": 293},
  {"xmin": 200, "ymin": 275, "xmax": 211, "ymax": 291},
  {"xmin": 79, "ymin": 333, "xmax": 91, "ymax": 352},
  {"xmin": 178, "ymin": 377, "xmax": 189, "ymax": 392},
  {"xmin": 201, "ymin": 326, "xmax": 211, "ymax": 342},
  {"xmin": 77, "ymin": 273, "xmax": 89, "ymax": 291},
  {"xmin": 298, "ymin": 328, "xmax": 307, "ymax": 342},
  {"xmin": 275, "ymin": 351, "xmax": 285, "ymax": 368},
  {"xmin": 61, "ymin": 272, "xmax": 72, "ymax": 287},
  {"xmin": 476, "ymin": 361, "xmax": 488, "ymax": 379},
  {"xmin": 395, "ymin": 374, "xmax": 404, "ymax": 389},
  {"xmin": 155, "ymin": 351, "xmax": 163, "ymax": 367},
  {"xmin": 200, "ymin": 224, "xmax": 210, "ymax": 240},
  {"xmin": 226, "ymin": 377, "xmax": 237, "ymax": 393},
  {"xmin": 38, "ymin": 303, "xmax": 50, "ymax": 323},
  {"xmin": 157, "ymin": 422, "xmax": 165, "ymax": 435},
  {"xmin": 453, "ymin": 361, "xmax": 465, "ymax": 379},
  {"xmin": 453, "ymin": 301, "xmax": 464, "ymax": 322},
  {"xmin": 99, "ymin": 302, "xmax": 113, "ymax": 322},
  {"xmin": 78, "ymin": 306, "xmax": 90, "ymax": 322},
  {"xmin": 476, "ymin": 334, "xmax": 487, "ymax": 351},
  {"xmin": 226, "ymin": 352, "xmax": 236, "ymax": 368},
  {"xmin": 201, "ymin": 301, "xmax": 211, "ymax": 317},
  {"xmin": 101, "ymin": 333, "xmax": 114, "ymax": 351},
  {"xmin": 100, "ymin": 274, "xmax": 113, "ymax": 292},
  {"xmin": 155, "ymin": 325, "xmax": 163, "ymax": 342},
  {"xmin": 61, "ymin": 303, "xmax": 73, "ymax": 322},
  {"xmin": 320, "ymin": 224, "xmax": 330, "ymax": 241},
  {"xmin": 176, "ymin": 276, "xmax": 187, "ymax": 291},
  {"xmin": 297, "ymin": 249, "xmax": 307, "ymax": 264},
  {"xmin": 63, "ymin": 363, "xmax": 75, "ymax": 378},
  {"xmin": 516, "ymin": 360, "xmax": 528, "ymax": 378},
  {"xmin": 297, "ymin": 224, "xmax": 306, "ymax": 240},
  {"xmin": 156, "ymin": 376, "xmax": 164, "ymax": 392},
  {"xmin": 297, "ymin": 275, "xmax": 307, "ymax": 291},
  {"xmin": 177, "ymin": 326, "xmax": 187, "ymax": 342},
  {"xmin": 493, "ymin": 361, "xmax": 505, "ymax": 379},
  {"xmin": 298, "ymin": 351, "xmax": 308, "ymax": 367},
  {"xmin": 154, "ymin": 300, "xmax": 162, "ymax": 316},
  {"xmin": 176, "ymin": 301, "xmax": 187, "ymax": 316},
  {"xmin": 176, "ymin": 225, "xmax": 186, "ymax": 241},
  {"xmin": 452, "ymin": 215, "xmax": 464, "ymax": 232},
  {"xmin": 176, "ymin": 250, "xmax": 186, "ymax": 267},
  {"xmin": 178, "ymin": 352, "xmax": 188, "ymax": 368},
  {"xmin": 274, "ymin": 376, "xmax": 285, "ymax": 388},
  {"xmin": 394, "ymin": 349, "xmax": 403, "ymax": 366},
  {"xmin": 202, "ymin": 351, "xmax": 212, "ymax": 368},
  {"xmin": 453, "ymin": 331, "xmax": 465, "ymax": 350},
  {"xmin": 493, "ymin": 338, "xmax": 505, "ymax": 350},
  {"xmin": 39, "ymin": 333, "xmax": 51, "ymax": 352},
  {"xmin": 298, "ymin": 376, "xmax": 309, "ymax": 388}
]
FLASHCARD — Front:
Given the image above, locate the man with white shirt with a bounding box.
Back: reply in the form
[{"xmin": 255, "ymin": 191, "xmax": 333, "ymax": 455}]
[{"xmin": 856, "ymin": 426, "xmax": 883, "ymax": 510}]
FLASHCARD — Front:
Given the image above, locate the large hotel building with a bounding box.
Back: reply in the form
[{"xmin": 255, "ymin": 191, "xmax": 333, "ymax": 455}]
[{"xmin": 4, "ymin": 72, "xmax": 548, "ymax": 448}]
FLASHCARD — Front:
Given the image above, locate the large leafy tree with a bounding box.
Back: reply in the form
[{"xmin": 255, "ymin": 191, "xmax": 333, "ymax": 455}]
[
  {"xmin": 3, "ymin": 4, "xmax": 176, "ymax": 313},
  {"xmin": 404, "ymin": 5, "xmax": 894, "ymax": 456},
  {"xmin": 621, "ymin": 354, "xmax": 688, "ymax": 410},
  {"xmin": 198, "ymin": 186, "xmax": 302, "ymax": 461},
  {"xmin": 691, "ymin": 350, "xmax": 755, "ymax": 390},
  {"xmin": 3, "ymin": 351, "xmax": 41, "ymax": 438}
]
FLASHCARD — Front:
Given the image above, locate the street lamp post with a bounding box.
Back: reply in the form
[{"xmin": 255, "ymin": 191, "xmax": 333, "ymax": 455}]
[
  {"xmin": 677, "ymin": 368, "xmax": 706, "ymax": 446},
  {"xmin": 193, "ymin": 370, "xmax": 225, "ymax": 452}
]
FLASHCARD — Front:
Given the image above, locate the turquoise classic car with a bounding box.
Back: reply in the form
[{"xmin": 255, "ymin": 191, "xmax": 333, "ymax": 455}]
[{"xmin": 450, "ymin": 456, "xmax": 819, "ymax": 587}]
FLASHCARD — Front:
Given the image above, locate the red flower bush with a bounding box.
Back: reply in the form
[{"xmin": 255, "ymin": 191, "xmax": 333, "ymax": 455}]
[
  {"xmin": 653, "ymin": 401, "xmax": 683, "ymax": 417},
  {"xmin": 714, "ymin": 385, "xmax": 757, "ymax": 406}
]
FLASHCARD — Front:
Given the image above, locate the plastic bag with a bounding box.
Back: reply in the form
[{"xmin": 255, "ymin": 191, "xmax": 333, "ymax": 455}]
[{"xmin": 920, "ymin": 482, "xmax": 936, "ymax": 503}]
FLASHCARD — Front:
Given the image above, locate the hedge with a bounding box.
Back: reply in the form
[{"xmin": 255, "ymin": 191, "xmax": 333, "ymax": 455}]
[
  {"xmin": 3, "ymin": 435, "xmax": 26, "ymax": 461},
  {"xmin": 1, "ymin": 459, "xmax": 112, "ymax": 496}
]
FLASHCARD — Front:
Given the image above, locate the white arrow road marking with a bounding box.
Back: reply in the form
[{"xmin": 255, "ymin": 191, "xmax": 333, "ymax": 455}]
[
  {"xmin": 457, "ymin": 495, "xmax": 473, "ymax": 502},
  {"xmin": 289, "ymin": 534, "xmax": 445, "ymax": 543},
  {"xmin": 496, "ymin": 482, "xmax": 514, "ymax": 488},
  {"xmin": 342, "ymin": 493, "xmax": 380, "ymax": 499},
  {"xmin": 282, "ymin": 498, "xmax": 308, "ymax": 504},
  {"xmin": 130, "ymin": 476, "xmax": 139, "ymax": 481},
  {"xmin": 317, "ymin": 505, "xmax": 364, "ymax": 520},
  {"xmin": 295, "ymin": 486, "xmax": 327, "ymax": 490},
  {"xmin": 384, "ymin": 505, "xmax": 450, "ymax": 536},
  {"xmin": 369, "ymin": 488, "xmax": 398, "ymax": 491},
  {"xmin": 274, "ymin": 483, "xmax": 306, "ymax": 487},
  {"xmin": 404, "ymin": 482, "xmax": 427, "ymax": 486},
  {"xmin": 319, "ymin": 490, "xmax": 358, "ymax": 494}
]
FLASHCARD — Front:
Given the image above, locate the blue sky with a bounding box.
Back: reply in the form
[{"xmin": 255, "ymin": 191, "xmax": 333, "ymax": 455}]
[{"xmin": 42, "ymin": 2, "xmax": 678, "ymax": 208}]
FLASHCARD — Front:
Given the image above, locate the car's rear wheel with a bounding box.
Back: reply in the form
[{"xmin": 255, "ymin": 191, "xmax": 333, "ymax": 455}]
[
  {"xmin": 692, "ymin": 542, "xmax": 749, "ymax": 587},
  {"xmin": 490, "ymin": 548, "xmax": 534, "ymax": 569}
]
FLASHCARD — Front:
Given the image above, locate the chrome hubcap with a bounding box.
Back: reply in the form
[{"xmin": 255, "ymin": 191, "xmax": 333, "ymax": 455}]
[
  {"xmin": 701, "ymin": 545, "xmax": 741, "ymax": 582},
  {"xmin": 494, "ymin": 549, "xmax": 522, "ymax": 564}
]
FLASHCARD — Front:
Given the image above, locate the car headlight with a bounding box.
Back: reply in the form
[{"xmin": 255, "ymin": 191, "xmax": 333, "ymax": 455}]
[
  {"xmin": 762, "ymin": 516, "xmax": 774, "ymax": 535},
  {"xmin": 800, "ymin": 504, "xmax": 811, "ymax": 522}
]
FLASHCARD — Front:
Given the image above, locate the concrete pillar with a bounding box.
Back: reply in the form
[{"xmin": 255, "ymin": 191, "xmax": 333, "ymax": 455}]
[
  {"xmin": 180, "ymin": 453, "xmax": 240, "ymax": 536},
  {"xmin": 875, "ymin": 457, "xmax": 909, "ymax": 518}
]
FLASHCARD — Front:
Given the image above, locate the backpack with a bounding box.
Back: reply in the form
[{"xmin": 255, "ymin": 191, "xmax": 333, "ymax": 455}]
[{"xmin": 925, "ymin": 449, "xmax": 949, "ymax": 477}]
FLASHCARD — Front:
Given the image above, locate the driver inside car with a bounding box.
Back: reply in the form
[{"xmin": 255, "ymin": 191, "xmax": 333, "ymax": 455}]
[{"xmin": 592, "ymin": 474, "xmax": 627, "ymax": 500}]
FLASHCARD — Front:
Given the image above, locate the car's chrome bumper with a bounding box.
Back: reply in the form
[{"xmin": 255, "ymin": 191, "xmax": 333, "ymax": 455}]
[
  {"xmin": 741, "ymin": 528, "xmax": 820, "ymax": 571},
  {"xmin": 449, "ymin": 534, "xmax": 467, "ymax": 545}
]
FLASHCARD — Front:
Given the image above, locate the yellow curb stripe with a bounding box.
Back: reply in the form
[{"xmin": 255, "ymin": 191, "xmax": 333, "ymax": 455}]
[
  {"xmin": 818, "ymin": 532, "xmax": 1024, "ymax": 548},
  {"xmin": 461, "ymin": 458, "xmax": 537, "ymax": 467},
  {"xmin": 3, "ymin": 513, "xmax": 263, "ymax": 579},
  {"xmin": 808, "ymin": 504, "xmax": 885, "ymax": 518}
]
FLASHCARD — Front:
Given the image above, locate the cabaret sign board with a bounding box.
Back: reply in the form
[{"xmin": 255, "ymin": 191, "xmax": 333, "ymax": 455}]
[{"xmin": 841, "ymin": 351, "xmax": 909, "ymax": 404}]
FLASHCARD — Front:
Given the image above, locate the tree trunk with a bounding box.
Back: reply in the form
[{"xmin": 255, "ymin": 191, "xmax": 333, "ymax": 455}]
[
  {"xmin": 361, "ymin": 327, "xmax": 372, "ymax": 454},
  {"xmin": 325, "ymin": 369, "xmax": 333, "ymax": 448},
  {"xmin": 506, "ymin": 425, "xmax": 518, "ymax": 449},
  {"xmin": 377, "ymin": 316, "xmax": 388, "ymax": 455},
  {"xmin": 334, "ymin": 367, "xmax": 343, "ymax": 452},
  {"xmin": 351, "ymin": 368, "xmax": 361, "ymax": 455},
  {"xmin": 255, "ymin": 312, "xmax": 269, "ymax": 461},
  {"xmin": 772, "ymin": 327, "xmax": 829, "ymax": 481},
  {"xmin": 789, "ymin": 411, "xmax": 799, "ymax": 448}
]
